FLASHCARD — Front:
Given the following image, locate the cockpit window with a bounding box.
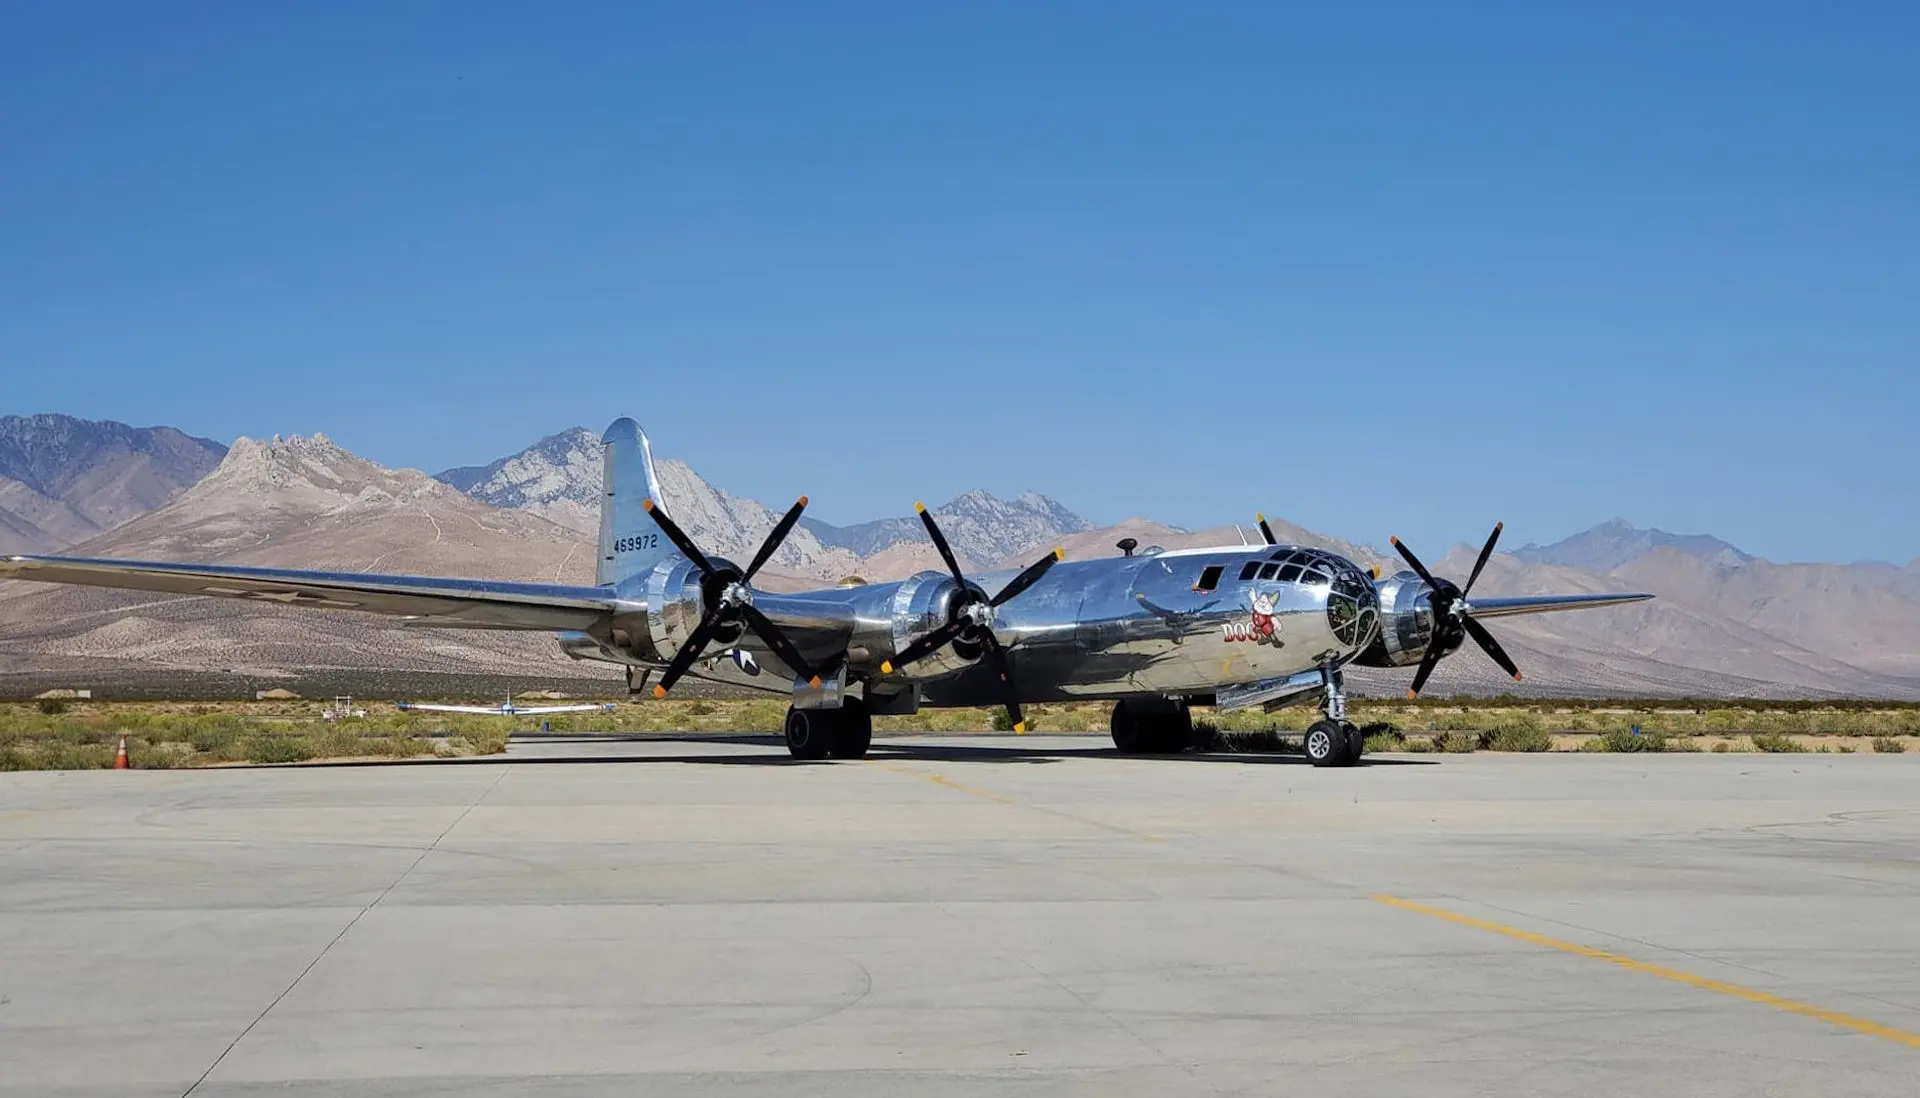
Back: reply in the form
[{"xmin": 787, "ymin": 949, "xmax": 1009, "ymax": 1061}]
[
  {"xmin": 1299, "ymin": 568, "xmax": 1329, "ymax": 586},
  {"xmin": 1276, "ymin": 564, "xmax": 1302, "ymax": 582},
  {"xmin": 1239, "ymin": 561, "xmax": 1260, "ymax": 581},
  {"xmin": 1258, "ymin": 562, "xmax": 1279, "ymax": 580}
]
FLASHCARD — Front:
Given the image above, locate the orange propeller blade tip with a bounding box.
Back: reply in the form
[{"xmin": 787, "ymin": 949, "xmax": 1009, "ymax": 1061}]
[
  {"xmin": 1390, "ymin": 535, "xmax": 1402, "ymax": 545},
  {"xmin": 1512, "ymin": 672, "xmax": 1524, "ymax": 682},
  {"xmin": 880, "ymin": 661, "xmax": 893, "ymax": 675},
  {"xmin": 797, "ymin": 495, "xmax": 808, "ymax": 507},
  {"xmin": 641, "ymin": 498, "xmax": 655, "ymax": 512},
  {"xmin": 1406, "ymin": 688, "xmax": 1418, "ymax": 700},
  {"xmin": 652, "ymin": 684, "xmax": 667, "ymax": 699},
  {"xmin": 808, "ymin": 675, "xmax": 822, "ymax": 689},
  {"xmin": 1494, "ymin": 520, "xmax": 1504, "ymax": 532}
]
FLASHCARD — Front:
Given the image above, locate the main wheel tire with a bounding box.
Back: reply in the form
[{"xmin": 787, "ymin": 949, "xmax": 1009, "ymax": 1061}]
[
  {"xmin": 1145, "ymin": 708, "xmax": 1194, "ymax": 754},
  {"xmin": 1110, "ymin": 701, "xmax": 1143, "ymax": 754},
  {"xmin": 784, "ymin": 706, "xmax": 838, "ymax": 760},
  {"xmin": 1305, "ymin": 719, "xmax": 1343, "ymax": 767},
  {"xmin": 831, "ymin": 698, "xmax": 872, "ymax": 759}
]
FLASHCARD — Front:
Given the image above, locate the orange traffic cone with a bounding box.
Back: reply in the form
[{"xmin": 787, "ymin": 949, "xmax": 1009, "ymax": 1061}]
[{"xmin": 113, "ymin": 734, "xmax": 130, "ymax": 770}]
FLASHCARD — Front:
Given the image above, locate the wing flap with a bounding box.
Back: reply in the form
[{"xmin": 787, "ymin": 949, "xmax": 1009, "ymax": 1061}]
[{"xmin": 0, "ymin": 555, "xmax": 617, "ymax": 631}]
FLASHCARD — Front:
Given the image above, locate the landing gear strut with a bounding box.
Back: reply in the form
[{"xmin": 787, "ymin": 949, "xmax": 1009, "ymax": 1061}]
[
  {"xmin": 1305, "ymin": 667, "xmax": 1363, "ymax": 767},
  {"xmin": 1110, "ymin": 698, "xmax": 1192, "ymax": 755},
  {"xmin": 783, "ymin": 696, "xmax": 872, "ymax": 761}
]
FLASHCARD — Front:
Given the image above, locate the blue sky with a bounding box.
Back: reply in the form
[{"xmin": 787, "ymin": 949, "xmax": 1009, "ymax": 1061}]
[{"xmin": 2, "ymin": 2, "xmax": 1914, "ymax": 563}]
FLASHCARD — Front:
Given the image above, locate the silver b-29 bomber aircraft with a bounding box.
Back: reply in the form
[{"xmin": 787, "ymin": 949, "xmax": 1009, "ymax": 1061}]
[{"xmin": 0, "ymin": 419, "xmax": 1650, "ymax": 767}]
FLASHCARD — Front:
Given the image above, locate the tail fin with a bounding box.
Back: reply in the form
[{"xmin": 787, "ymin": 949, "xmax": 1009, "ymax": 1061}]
[{"xmin": 597, "ymin": 418, "xmax": 675, "ymax": 586}]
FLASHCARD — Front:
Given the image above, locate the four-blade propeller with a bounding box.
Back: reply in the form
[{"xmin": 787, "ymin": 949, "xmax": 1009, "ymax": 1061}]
[
  {"xmin": 878, "ymin": 503, "xmax": 1063, "ymax": 733},
  {"xmin": 641, "ymin": 495, "xmax": 822, "ymax": 698},
  {"xmin": 1389, "ymin": 522, "xmax": 1523, "ymax": 699}
]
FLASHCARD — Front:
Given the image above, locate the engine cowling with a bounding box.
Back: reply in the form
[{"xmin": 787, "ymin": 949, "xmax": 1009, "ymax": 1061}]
[
  {"xmin": 881, "ymin": 570, "xmax": 985, "ymax": 678},
  {"xmin": 1352, "ymin": 570, "xmax": 1458, "ymax": 668}
]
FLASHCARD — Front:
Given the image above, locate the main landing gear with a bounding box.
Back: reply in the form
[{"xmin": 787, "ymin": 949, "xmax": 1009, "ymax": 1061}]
[
  {"xmin": 782, "ymin": 696, "xmax": 872, "ymax": 761},
  {"xmin": 1305, "ymin": 667, "xmax": 1363, "ymax": 767},
  {"xmin": 1109, "ymin": 698, "xmax": 1192, "ymax": 755}
]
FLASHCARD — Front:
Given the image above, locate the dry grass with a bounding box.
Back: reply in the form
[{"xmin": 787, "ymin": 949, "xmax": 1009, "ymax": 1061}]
[{"xmin": 1, "ymin": 697, "xmax": 1915, "ymax": 769}]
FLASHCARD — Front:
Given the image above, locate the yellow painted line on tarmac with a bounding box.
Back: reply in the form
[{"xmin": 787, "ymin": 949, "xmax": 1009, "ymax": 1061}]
[
  {"xmin": 1374, "ymin": 894, "xmax": 1920, "ymax": 1050},
  {"xmin": 868, "ymin": 759, "xmax": 1164, "ymax": 841},
  {"xmin": 869, "ymin": 760, "xmax": 1020, "ymax": 805}
]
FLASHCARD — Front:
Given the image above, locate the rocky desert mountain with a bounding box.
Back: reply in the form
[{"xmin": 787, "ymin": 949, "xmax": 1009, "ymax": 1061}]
[
  {"xmin": 437, "ymin": 427, "xmax": 1094, "ymax": 579},
  {"xmin": 0, "ymin": 414, "xmax": 227, "ymax": 554},
  {"xmin": 0, "ymin": 434, "xmax": 611, "ymax": 690},
  {"xmin": 3, "ymin": 418, "xmax": 1916, "ymax": 699}
]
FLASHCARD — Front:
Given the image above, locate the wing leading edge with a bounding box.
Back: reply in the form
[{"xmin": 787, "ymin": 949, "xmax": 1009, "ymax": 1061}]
[
  {"xmin": 0, "ymin": 555, "xmax": 618, "ymax": 631},
  {"xmin": 1463, "ymin": 592, "xmax": 1654, "ymax": 619}
]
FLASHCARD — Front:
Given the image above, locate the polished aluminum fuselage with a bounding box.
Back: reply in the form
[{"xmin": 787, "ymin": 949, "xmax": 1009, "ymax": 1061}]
[{"xmin": 568, "ymin": 543, "xmax": 1389, "ymax": 706}]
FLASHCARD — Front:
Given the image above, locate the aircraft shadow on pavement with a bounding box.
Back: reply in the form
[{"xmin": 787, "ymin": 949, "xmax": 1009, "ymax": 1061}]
[{"xmin": 299, "ymin": 733, "xmax": 1435, "ymax": 769}]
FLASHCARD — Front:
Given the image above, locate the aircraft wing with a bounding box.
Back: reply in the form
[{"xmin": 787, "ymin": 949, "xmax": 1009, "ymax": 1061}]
[
  {"xmin": 396, "ymin": 703, "xmax": 512, "ymax": 715},
  {"xmin": 1464, "ymin": 592, "xmax": 1654, "ymax": 619},
  {"xmin": 0, "ymin": 555, "xmax": 616, "ymax": 631},
  {"xmin": 514, "ymin": 704, "xmax": 617, "ymax": 714}
]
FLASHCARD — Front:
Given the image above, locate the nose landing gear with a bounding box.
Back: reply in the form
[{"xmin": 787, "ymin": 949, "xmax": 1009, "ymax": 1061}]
[{"xmin": 1306, "ymin": 666, "xmax": 1362, "ymax": 767}]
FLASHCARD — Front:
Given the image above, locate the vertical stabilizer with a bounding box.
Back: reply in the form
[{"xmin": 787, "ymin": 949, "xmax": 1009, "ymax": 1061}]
[{"xmin": 597, "ymin": 418, "xmax": 675, "ymax": 585}]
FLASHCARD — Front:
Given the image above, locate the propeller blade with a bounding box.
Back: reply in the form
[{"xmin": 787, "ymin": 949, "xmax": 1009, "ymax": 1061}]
[
  {"xmin": 641, "ymin": 499, "xmax": 716, "ymax": 575},
  {"xmin": 739, "ymin": 602, "xmax": 821, "ymax": 687},
  {"xmin": 979, "ymin": 632, "xmax": 1026, "ymax": 733},
  {"xmin": 916, "ymin": 502, "xmax": 968, "ymax": 585},
  {"xmin": 990, "ymin": 547, "xmax": 1064, "ymax": 608},
  {"xmin": 1389, "ymin": 535, "xmax": 1442, "ymax": 592},
  {"xmin": 1460, "ymin": 613, "xmax": 1523, "ymax": 682},
  {"xmin": 1461, "ymin": 521, "xmax": 1503, "ymax": 599},
  {"xmin": 653, "ymin": 607, "xmax": 725, "ymax": 697},
  {"xmin": 1256, "ymin": 513, "xmax": 1277, "ymax": 546},
  {"xmin": 743, "ymin": 496, "xmax": 808, "ymax": 583},
  {"xmin": 1406, "ymin": 635, "xmax": 1446, "ymax": 699},
  {"xmin": 879, "ymin": 620, "xmax": 966, "ymax": 675}
]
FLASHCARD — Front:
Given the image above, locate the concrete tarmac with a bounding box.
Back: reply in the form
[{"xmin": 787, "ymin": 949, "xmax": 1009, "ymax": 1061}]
[{"xmin": 3, "ymin": 734, "xmax": 1918, "ymax": 1096}]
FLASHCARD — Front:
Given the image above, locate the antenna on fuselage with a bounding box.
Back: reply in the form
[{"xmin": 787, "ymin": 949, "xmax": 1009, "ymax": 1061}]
[{"xmin": 1116, "ymin": 537, "xmax": 1138, "ymax": 557}]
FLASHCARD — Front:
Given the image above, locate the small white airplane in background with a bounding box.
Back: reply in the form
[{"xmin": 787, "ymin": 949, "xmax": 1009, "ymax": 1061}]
[{"xmin": 395, "ymin": 699, "xmax": 617, "ymax": 717}]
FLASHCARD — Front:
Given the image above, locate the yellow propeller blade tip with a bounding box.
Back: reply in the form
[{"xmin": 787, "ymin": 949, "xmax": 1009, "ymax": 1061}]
[
  {"xmin": 652, "ymin": 685, "xmax": 667, "ymax": 699},
  {"xmin": 1370, "ymin": 566, "xmax": 1381, "ymax": 578},
  {"xmin": 1255, "ymin": 512, "xmax": 1265, "ymax": 522},
  {"xmin": 1013, "ymin": 722, "xmax": 1026, "ymax": 734},
  {"xmin": 880, "ymin": 661, "xmax": 893, "ymax": 675},
  {"xmin": 1053, "ymin": 546, "xmax": 1064, "ymax": 561},
  {"xmin": 914, "ymin": 501, "xmax": 927, "ymax": 513}
]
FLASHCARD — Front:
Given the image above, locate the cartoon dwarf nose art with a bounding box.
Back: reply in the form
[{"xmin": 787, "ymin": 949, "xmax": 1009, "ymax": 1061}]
[{"xmin": 1224, "ymin": 588, "xmax": 1285, "ymax": 646}]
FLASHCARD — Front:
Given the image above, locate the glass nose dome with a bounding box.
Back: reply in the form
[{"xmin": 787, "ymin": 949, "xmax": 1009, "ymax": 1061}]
[{"xmin": 1326, "ymin": 563, "xmax": 1380, "ymax": 648}]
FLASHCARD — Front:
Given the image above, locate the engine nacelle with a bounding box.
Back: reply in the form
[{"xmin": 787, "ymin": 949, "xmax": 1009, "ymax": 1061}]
[
  {"xmin": 1352, "ymin": 570, "xmax": 1458, "ymax": 668},
  {"xmin": 643, "ymin": 553, "xmax": 746, "ymax": 662},
  {"xmin": 878, "ymin": 570, "xmax": 984, "ymax": 678}
]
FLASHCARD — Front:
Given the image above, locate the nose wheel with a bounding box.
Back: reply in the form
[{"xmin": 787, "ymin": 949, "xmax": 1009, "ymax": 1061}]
[{"xmin": 1305, "ymin": 719, "xmax": 1363, "ymax": 767}]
